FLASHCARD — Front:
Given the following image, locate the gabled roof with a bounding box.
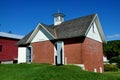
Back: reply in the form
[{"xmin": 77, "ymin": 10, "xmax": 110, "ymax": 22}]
[
  {"xmin": 48, "ymin": 14, "xmax": 95, "ymax": 39},
  {"xmin": 16, "ymin": 31, "xmax": 33, "ymax": 45},
  {"xmin": 0, "ymin": 32, "xmax": 23, "ymax": 40},
  {"xmin": 16, "ymin": 14, "xmax": 106, "ymax": 46},
  {"xmin": 16, "ymin": 24, "xmax": 55, "ymax": 45}
]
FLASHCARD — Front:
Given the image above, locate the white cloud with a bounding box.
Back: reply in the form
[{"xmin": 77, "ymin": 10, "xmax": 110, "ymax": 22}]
[{"xmin": 107, "ymin": 34, "xmax": 120, "ymax": 39}]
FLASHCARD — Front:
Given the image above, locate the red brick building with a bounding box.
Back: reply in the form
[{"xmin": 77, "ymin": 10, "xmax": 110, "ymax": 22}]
[
  {"xmin": 0, "ymin": 32, "xmax": 23, "ymax": 64},
  {"xmin": 17, "ymin": 13, "xmax": 106, "ymax": 73}
]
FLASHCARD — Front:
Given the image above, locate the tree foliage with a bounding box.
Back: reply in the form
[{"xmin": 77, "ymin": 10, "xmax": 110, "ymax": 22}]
[
  {"xmin": 104, "ymin": 64, "xmax": 119, "ymax": 71},
  {"xmin": 109, "ymin": 56, "xmax": 120, "ymax": 62},
  {"xmin": 103, "ymin": 40, "xmax": 120, "ymax": 60},
  {"xmin": 109, "ymin": 56, "xmax": 120, "ymax": 68},
  {"xmin": 103, "ymin": 40, "xmax": 120, "ymax": 68}
]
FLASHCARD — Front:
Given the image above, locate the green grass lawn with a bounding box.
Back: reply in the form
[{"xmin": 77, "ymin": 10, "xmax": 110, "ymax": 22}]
[
  {"xmin": 104, "ymin": 70, "xmax": 120, "ymax": 79},
  {"xmin": 0, "ymin": 64, "xmax": 119, "ymax": 80}
]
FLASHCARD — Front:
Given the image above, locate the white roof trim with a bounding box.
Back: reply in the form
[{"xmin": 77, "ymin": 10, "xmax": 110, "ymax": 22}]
[
  {"xmin": 40, "ymin": 24, "xmax": 55, "ymax": 39},
  {"xmin": 85, "ymin": 14, "xmax": 97, "ymax": 36},
  {"xmin": 95, "ymin": 15, "xmax": 106, "ymax": 43},
  {"xmin": 85, "ymin": 14, "xmax": 106, "ymax": 43},
  {"xmin": 26, "ymin": 23, "xmax": 42, "ymax": 43},
  {"xmin": 26, "ymin": 23, "xmax": 55, "ymax": 44},
  {"xmin": 0, "ymin": 32, "xmax": 23, "ymax": 39}
]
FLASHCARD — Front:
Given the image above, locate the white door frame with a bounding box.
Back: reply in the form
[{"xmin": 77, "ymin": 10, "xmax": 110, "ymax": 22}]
[
  {"xmin": 26, "ymin": 46, "xmax": 33, "ymax": 63},
  {"xmin": 54, "ymin": 41, "xmax": 64, "ymax": 65}
]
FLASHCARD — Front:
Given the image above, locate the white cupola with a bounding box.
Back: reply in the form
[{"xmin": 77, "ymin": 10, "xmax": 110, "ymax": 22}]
[{"xmin": 52, "ymin": 11, "xmax": 65, "ymax": 26}]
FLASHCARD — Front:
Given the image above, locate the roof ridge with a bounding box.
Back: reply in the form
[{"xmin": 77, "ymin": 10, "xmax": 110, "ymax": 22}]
[
  {"xmin": 62, "ymin": 13, "xmax": 96, "ymax": 23},
  {"xmin": 48, "ymin": 13, "xmax": 96, "ymax": 27},
  {"xmin": 16, "ymin": 13, "xmax": 100, "ymax": 45}
]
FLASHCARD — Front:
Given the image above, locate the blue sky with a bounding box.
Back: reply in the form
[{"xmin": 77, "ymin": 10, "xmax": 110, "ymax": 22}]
[{"xmin": 0, "ymin": 0, "xmax": 120, "ymax": 41}]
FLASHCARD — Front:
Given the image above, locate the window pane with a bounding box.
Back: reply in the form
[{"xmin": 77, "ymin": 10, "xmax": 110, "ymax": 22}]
[{"xmin": 0, "ymin": 45, "xmax": 2, "ymax": 52}]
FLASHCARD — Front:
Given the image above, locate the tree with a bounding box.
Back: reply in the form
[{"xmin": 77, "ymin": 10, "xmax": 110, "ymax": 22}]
[
  {"xmin": 103, "ymin": 40, "xmax": 120, "ymax": 68},
  {"xmin": 109, "ymin": 56, "xmax": 120, "ymax": 68},
  {"xmin": 103, "ymin": 40, "xmax": 120, "ymax": 60}
]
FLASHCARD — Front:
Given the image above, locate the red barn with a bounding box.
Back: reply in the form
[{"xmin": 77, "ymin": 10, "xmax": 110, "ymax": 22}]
[
  {"xmin": 17, "ymin": 13, "xmax": 106, "ymax": 73},
  {"xmin": 0, "ymin": 32, "xmax": 23, "ymax": 64}
]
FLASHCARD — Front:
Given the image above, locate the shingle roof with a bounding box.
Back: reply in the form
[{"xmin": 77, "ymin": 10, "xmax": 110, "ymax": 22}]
[
  {"xmin": 49, "ymin": 14, "xmax": 95, "ymax": 39},
  {"xmin": 16, "ymin": 30, "xmax": 33, "ymax": 45},
  {"xmin": 0, "ymin": 32, "xmax": 23, "ymax": 39},
  {"xmin": 16, "ymin": 14, "xmax": 96, "ymax": 45}
]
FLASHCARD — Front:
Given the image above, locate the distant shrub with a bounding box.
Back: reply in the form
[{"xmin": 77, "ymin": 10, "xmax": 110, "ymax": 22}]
[
  {"xmin": 104, "ymin": 64, "xmax": 119, "ymax": 72},
  {"xmin": 109, "ymin": 56, "xmax": 120, "ymax": 68},
  {"xmin": 117, "ymin": 63, "xmax": 120, "ymax": 68}
]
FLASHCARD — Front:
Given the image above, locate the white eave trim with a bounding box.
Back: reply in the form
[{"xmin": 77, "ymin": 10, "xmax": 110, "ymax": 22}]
[
  {"xmin": 40, "ymin": 24, "xmax": 56, "ymax": 39},
  {"xmin": 95, "ymin": 15, "xmax": 106, "ymax": 43},
  {"xmin": 26, "ymin": 23, "xmax": 41, "ymax": 44},
  {"xmin": 26, "ymin": 23, "xmax": 55, "ymax": 44},
  {"xmin": 0, "ymin": 32, "xmax": 23, "ymax": 39},
  {"xmin": 85, "ymin": 14, "xmax": 106, "ymax": 43},
  {"xmin": 85, "ymin": 14, "xmax": 97, "ymax": 36}
]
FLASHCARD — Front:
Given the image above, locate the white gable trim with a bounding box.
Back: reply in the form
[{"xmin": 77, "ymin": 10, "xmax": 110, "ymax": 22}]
[
  {"xmin": 40, "ymin": 24, "xmax": 55, "ymax": 39},
  {"xmin": 31, "ymin": 28, "xmax": 53, "ymax": 42},
  {"xmin": 95, "ymin": 15, "xmax": 106, "ymax": 43},
  {"xmin": 86, "ymin": 21, "xmax": 102, "ymax": 42},
  {"xmin": 26, "ymin": 23, "xmax": 41, "ymax": 43},
  {"xmin": 85, "ymin": 14, "xmax": 106, "ymax": 43},
  {"xmin": 26, "ymin": 23, "xmax": 55, "ymax": 43}
]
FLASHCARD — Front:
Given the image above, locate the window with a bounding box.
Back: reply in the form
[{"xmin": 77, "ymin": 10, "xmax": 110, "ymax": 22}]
[
  {"xmin": 0, "ymin": 45, "xmax": 2, "ymax": 52},
  {"xmin": 55, "ymin": 17, "xmax": 59, "ymax": 21}
]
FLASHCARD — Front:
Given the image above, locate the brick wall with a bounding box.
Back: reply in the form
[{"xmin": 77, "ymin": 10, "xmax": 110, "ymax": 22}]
[
  {"xmin": 63, "ymin": 37, "xmax": 84, "ymax": 64},
  {"xmin": 30, "ymin": 37, "xmax": 104, "ymax": 72},
  {"xmin": 63, "ymin": 37, "xmax": 104, "ymax": 73},
  {"xmin": 82, "ymin": 38, "xmax": 104, "ymax": 72},
  {"xmin": 31, "ymin": 40, "xmax": 54, "ymax": 64}
]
